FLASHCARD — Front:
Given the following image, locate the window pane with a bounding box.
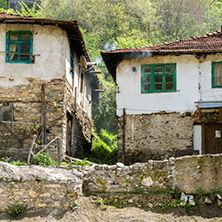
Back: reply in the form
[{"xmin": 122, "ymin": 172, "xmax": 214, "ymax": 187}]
[
  {"xmin": 165, "ymin": 75, "xmax": 174, "ymax": 83},
  {"xmin": 9, "ymin": 53, "xmax": 18, "ymax": 61},
  {"xmin": 21, "ymin": 33, "xmax": 30, "ymax": 41},
  {"xmin": 20, "ymin": 44, "xmax": 30, "ymax": 53},
  {"xmin": 143, "ymin": 75, "xmax": 150, "ymax": 84},
  {"xmin": 9, "ymin": 43, "xmax": 18, "ymax": 52},
  {"xmin": 144, "ymin": 66, "xmax": 151, "ymax": 73},
  {"xmin": 9, "ymin": 33, "xmax": 19, "ymax": 41},
  {"xmin": 21, "ymin": 55, "xmax": 30, "ymax": 61},
  {"xmin": 214, "ymin": 63, "xmax": 222, "ymax": 78},
  {"xmin": 144, "ymin": 83, "xmax": 150, "ymax": 91},
  {"xmin": 166, "ymin": 83, "xmax": 174, "ymax": 90},
  {"xmin": 165, "ymin": 65, "xmax": 174, "ymax": 73},
  {"xmin": 155, "ymin": 83, "xmax": 163, "ymax": 90},
  {"xmin": 8, "ymin": 43, "xmax": 18, "ymax": 61},
  {"xmin": 154, "ymin": 75, "xmax": 163, "ymax": 83},
  {"xmin": 214, "ymin": 78, "xmax": 222, "ymax": 86},
  {"xmin": 154, "ymin": 66, "xmax": 163, "ymax": 73}
]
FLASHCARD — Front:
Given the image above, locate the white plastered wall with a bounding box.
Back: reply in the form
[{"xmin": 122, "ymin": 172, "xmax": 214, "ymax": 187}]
[
  {"xmin": 116, "ymin": 53, "xmax": 222, "ymax": 152},
  {"xmin": 116, "ymin": 54, "xmax": 200, "ymax": 116},
  {"xmin": 0, "ymin": 24, "xmax": 68, "ymax": 87}
]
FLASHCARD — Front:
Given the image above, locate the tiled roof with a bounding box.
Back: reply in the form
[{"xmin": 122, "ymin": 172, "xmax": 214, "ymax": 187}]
[
  {"xmin": 101, "ymin": 30, "xmax": 222, "ymax": 80},
  {"xmin": 0, "ymin": 13, "xmax": 90, "ymax": 61},
  {"xmin": 0, "ymin": 13, "xmax": 99, "ymax": 84}
]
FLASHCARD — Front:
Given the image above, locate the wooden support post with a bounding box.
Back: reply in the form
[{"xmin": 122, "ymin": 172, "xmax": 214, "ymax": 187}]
[
  {"xmin": 57, "ymin": 137, "xmax": 62, "ymax": 164},
  {"xmin": 27, "ymin": 134, "xmax": 37, "ymax": 165},
  {"xmin": 41, "ymin": 84, "xmax": 46, "ymax": 145},
  {"xmin": 219, "ymin": 107, "xmax": 222, "ymax": 121},
  {"xmin": 122, "ymin": 108, "xmax": 126, "ymax": 164},
  {"xmin": 198, "ymin": 107, "xmax": 202, "ymax": 123}
]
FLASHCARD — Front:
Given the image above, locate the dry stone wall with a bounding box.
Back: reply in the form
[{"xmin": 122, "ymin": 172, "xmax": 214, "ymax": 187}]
[
  {"xmin": 118, "ymin": 112, "xmax": 195, "ymax": 164},
  {"xmin": 0, "ymin": 77, "xmax": 92, "ymax": 160},
  {"xmin": 1, "ymin": 154, "xmax": 222, "ymax": 213},
  {"xmin": 0, "ymin": 162, "xmax": 82, "ymax": 212}
]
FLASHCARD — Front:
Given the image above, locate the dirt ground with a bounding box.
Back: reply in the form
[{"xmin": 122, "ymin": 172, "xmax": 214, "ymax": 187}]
[{"xmin": 1, "ymin": 196, "xmax": 222, "ymax": 222}]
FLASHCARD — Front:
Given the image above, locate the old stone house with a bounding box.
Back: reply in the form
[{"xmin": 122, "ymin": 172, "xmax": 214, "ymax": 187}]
[
  {"xmin": 102, "ymin": 30, "xmax": 222, "ymax": 164},
  {"xmin": 0, "ymin": 13, "xmax": 99, "ymax": 160}
]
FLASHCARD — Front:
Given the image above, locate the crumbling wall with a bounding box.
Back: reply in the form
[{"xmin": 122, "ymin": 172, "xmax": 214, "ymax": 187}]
[
  {"xmin": 0, "ymin": 162, "xmax": 82, "ymax": 212},
  {"xmin": 83, "ymin": 154, "xmax": 222, "ymax": 194},
  {"xmin": 117, "ymin": 112, "xmax": 195, "ymax": 164},
  {"xmin": 0, "ymin": 78, "xmax": 65, "ymax": 160},
  {"xmin": 1, "ymin": 154, "xmax": 222, "ymax": 213}
]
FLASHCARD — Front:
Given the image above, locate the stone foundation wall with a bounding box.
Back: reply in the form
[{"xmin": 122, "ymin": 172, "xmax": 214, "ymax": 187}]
[
  {"xmin": 0, "ymin": 162, "xmax": 82, "ymax": 212},
  {"xmin": 83, "ymin": 154, "xmax": 222, "ymax": 194},
  {"xmin": 0, "ymin": 77, "xmax": 92, "ymax": 160},
  {"xmin": 118, "ymin": 112, "xmax": 195, "ymax": 164},
  {"xmin": 1, "ymin": 154, "xmax": 222, "ymax": 214}
]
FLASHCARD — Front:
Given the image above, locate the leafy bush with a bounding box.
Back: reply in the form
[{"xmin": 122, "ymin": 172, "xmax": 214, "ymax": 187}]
[
  {"xmin": 8, "ymin": 203, "xmax": 27, "ymax": 217},
  {"xmin": 91, "ymin": 128, "xmax": 117, "ymax": 163},
  {"xmin": 31, "ymin": 152, "xmax": 55, "ymax": 166},
  {"xmin": 10, "ymin": 160, "xmax": 27, "ymax": 166}
]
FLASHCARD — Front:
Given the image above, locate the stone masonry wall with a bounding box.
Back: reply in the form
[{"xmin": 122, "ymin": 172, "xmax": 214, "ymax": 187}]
[
  {"xmin": 117, "ymin": 112, "xmax": 195, "ymax": 164},
  {"xmin": 1, "ymin": 154, "xmax": 222, "ymax": 214},
  {"xmin": 0, "ymin": 77, "xmax": 93, "ymax": 160},
  {"xmin": 0, "ymin": 162, "xmax": 82, "ymax": 212},
  {"xmin": 0, "ymin": 78, "xmax": 66, "ymax": 160}
]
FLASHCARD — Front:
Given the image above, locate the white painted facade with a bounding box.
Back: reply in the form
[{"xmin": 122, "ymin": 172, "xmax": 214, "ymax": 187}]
[
  {"xmin": 116, "ymin": 54, "xmax": 222, "ymax": 117},
  {"xmin": 0, "ymin": 23, "xmax": 92, "ymax": 119}
]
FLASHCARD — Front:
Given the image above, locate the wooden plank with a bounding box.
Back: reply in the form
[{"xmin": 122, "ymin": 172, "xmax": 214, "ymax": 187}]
[
  {"xmin": 219, "ymin": 107, "xmax": 222, "ymax": 121},
  {"xmin": 202, "ymin": 123, "xmax": 205, "ymax": 154},
  {"xmin": 198, "ymin": 107, "xmax": 202, "ymax": 123},
  {"xmin": 41, "ymin": 84, "xmax": 46, "ymax": 145},
  {"xmin": 37, "ymin": 136, "xmax": 60, "ymax": 154},
  {"xmin": 122, "ymin": 108, "xmax": 126, "ymax": 164},
  {"xmin": 57, "ymin": 137, "xmax": 62, "ymax": 164},
  {"xmin": 27, "ymin": 134, "xmax": 37, "ymax": 165}
]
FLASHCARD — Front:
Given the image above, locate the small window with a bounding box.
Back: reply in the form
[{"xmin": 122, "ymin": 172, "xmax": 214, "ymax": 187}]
[
  {"xmin": 141, "ymin": 63, "xmax": 176, "ymax": 93},
  {"xmin": 0, "ymin": 104, "xmax": 14, "ymax": 121},
  {"xmin": 6, "ymin": 31, "xmax": 33, "ymax": 63},
  {"xmin": 212, "ymin": 62, "xmax": 222, "ymax": 88}
]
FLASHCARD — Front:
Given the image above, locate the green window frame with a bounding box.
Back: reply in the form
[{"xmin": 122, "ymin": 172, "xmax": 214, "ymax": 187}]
[
  {"xmin": 6, "ymin": 31, "xmax": 33, "ymax": 63},
  {"xmin": 141, "ymin": 63, "xmax": 176, "ymax": 93},
  {"xmin": 212, "ymin": 62, "xmax": 222, "ymax": 88}
]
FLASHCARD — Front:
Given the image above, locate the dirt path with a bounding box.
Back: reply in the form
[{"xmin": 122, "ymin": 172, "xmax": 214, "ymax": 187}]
[{"xmin": 1, "ymin": 196, "xmax": 222, "ymax": 222}]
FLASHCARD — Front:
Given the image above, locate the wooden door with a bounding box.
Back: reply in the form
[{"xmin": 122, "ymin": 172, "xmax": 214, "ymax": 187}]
[{"xmin": 204, "ymin": 123, "xmax": 222, "ymax": 154}]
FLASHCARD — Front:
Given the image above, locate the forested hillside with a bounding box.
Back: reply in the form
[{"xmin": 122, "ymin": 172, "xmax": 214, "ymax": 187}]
[{"xmin": 1, "ymin": 0, "xmax": 222, "ymax": 162}]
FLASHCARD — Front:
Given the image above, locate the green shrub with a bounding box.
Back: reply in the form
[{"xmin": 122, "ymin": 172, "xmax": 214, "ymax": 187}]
[
  {"xmin": 10, "ymin": 160, "xmax": 27, "ymax": 166},
  {"xmin": 8, "ymin": 203, "xmax": 27, "ymax": 217},
  {"xmin": 31, "ymin": 152, "xmax": 55, "ymax": 166},
  {"xmin": 91, "ymin": 129, "xmax": 117, "ymax": 163}
]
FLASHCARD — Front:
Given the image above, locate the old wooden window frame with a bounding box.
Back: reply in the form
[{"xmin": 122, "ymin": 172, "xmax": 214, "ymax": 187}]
[
  {"xmin": 141, "ymin": 63, "xmax": 176, "ymax": 93},
  {"xmin": 212, "ymin": 62, "xmax": 222, "ymax": 88},
  {"xmin": 6, "ymin": 31, "xmax": 33, "ymax": 64}
]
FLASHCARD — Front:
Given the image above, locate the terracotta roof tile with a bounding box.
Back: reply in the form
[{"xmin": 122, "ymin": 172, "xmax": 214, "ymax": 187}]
[{"xmin": 101, "ymin": 30, "xmax": 222, "ymax": 80}]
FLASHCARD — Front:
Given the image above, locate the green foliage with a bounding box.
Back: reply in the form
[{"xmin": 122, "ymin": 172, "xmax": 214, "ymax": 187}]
[
  {"xmin": 0, "ymin": 156, "xmax": 10, "ymax": 162},
  {"xmin": 31, "ymin": 152, "xmax": 56, "ymax": 166},
  {"xmin": 73, "ymin": 160, "xmax": 90, "ymax": 166},
  {"xmin": 91, "ymin": 128, "xmax": 117, "ymax": 163},
  {"xmin": 0, "ymin": 0, "xmax": 7, "ymax": 9},
  {"xmin": 10, "ymin": 160, "xmax": 27, "ymax": 166},
  {"xmin": 17, "ymin": 2, "xmax": 42, "ymax": 17},
  {"xmin": 96, "ymin": 197, "xmax": 104, "ymax": 206},
  {"xmin": 8, "ymin": 203, "xmax": 27, "ymax": 217}
]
